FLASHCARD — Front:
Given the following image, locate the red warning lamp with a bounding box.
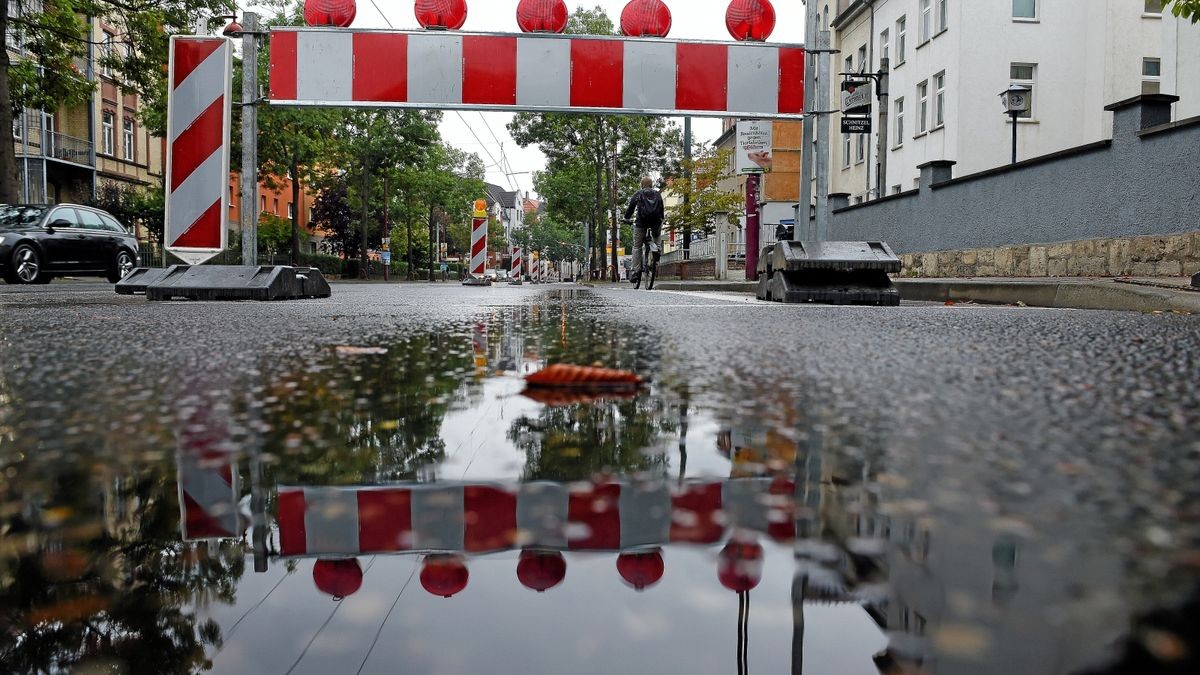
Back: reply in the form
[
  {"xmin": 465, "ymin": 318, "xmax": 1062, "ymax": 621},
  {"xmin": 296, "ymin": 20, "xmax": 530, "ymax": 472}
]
[
  {"xmin": 312, "ymin": 558, "xmax": 364, "ymax": 599},
  {"xmin": 617, "ymin": 550, "xmax": 665, "ymax": 591},
  {"xmin": 620, "ymin": 0, "xmax": 672, "ymax": 38},
  {"xmin": 415, "ymin": 0, "xmax": 468, "ymax": 30},
  {"xmin": 221, "ymin": 21, "xmax": 243, "ymax": 37},
  {"xmin": 303, "ymin": 0, "xmax": 357, "ymax": 28},
  {"xmin": 725, "ymin": 0, "xmax": 776, "ymax": 42},
  {"xmin": 717, "ymin": 540, "xmax": 764, "ymax": 592},
  {"xmin": 517, "ymin": 550, "xmax": 567, "ymax": 592},
  {"xmin": 517, "ymin": 0, "xmax": 569, "ymax": 34},
  {"xmin": 420, "ymin": 554, "xmax": 470, "ymax": 598}
]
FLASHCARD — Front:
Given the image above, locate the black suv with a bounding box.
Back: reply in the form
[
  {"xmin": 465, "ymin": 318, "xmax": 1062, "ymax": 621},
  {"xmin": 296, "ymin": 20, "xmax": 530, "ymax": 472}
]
[{"xmin": 0, "ymin": 204, "xmax": 140, "ymax": 284}]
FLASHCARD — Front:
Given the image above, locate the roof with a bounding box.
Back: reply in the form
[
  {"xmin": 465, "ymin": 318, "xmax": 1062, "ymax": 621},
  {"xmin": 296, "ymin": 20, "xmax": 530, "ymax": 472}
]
[{"xmin": 484, "ymin": 182, "xmax": 520, "ymax": 209}]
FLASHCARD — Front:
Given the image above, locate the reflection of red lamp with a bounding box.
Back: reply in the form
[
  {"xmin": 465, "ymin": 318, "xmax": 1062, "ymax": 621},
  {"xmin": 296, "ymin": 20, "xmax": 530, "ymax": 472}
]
[
  {"xmin": 303, "ymin": 0, "xmax": 357, "ymax": 27},
  {"xmin": 617, "ymin": 550, "xmax": 665, "ymax": 591},
  {"xmin": 415, "ymin": 0, "xmax": 468, "ymax": 30},
  {"xmin": 725, "ymin": 0, "xmax": 776, "ymax": 42},
  {"xmin": 313, "ymin": 558, "xmax": 364, "ymax": 599},
  {"xmin": 420, "ymin": 554, "xmax": 469, "ymax": 598},
  {"xmin": 516, "ymin": 0, "xmax": 569, "ymax": 34},
  {"xmin": 718, "ymin": 540, "xmax": 764, "ymax": 592},
  {"xmin": 517, "ymin": 550, "xmax": 567, "ymax": 592},
  {"xmin": 620, "ymin": 0, "xmax": 672, "ymax": 38}
]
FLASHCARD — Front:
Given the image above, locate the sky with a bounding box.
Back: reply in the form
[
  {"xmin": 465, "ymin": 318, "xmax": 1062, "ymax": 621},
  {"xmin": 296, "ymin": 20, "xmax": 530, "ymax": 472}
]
[{"xmin": 333, "ymin": 1, "xmax": 809, "ymax": 197}]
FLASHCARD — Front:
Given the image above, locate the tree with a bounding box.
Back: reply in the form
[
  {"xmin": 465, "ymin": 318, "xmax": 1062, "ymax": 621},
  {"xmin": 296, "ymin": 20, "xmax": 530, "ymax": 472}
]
[
  {"xmin": 253, "ymin": 1, "xmax": 342, "ymax": 265},
  {"xmin": 86, "ymin": 180, "xmax": 165, "ymax": 244},
  {"xmin": 1162, "ymin": 0, "xmax": 1200, "ymax": 22},
  {"xmin": 665, "ymin": 146, "xmax": 742, "ymax": 239},
  {"xmin": 509, "ymin": 6, "xmax": 680, "ymax": 281},
  {"xmin": 309, "ymin": 180, "xmax": 356, "ymax": 256},
  {"xmin": 0, "ymin": 0, "xmax": 237, "ymax": 202}
]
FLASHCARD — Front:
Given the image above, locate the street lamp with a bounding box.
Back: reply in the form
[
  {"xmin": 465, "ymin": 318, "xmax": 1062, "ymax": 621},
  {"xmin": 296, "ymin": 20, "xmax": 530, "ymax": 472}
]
[{"xmin": 1000, "ymin": 84, "xmax": 1031, "ymax": 165}]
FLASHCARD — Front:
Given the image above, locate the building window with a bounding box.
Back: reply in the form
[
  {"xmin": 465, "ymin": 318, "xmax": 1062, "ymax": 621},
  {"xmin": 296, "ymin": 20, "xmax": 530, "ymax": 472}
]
[
  {"xmin": 857, "ymin": 45, "xmax": 867, "ymax": 73},
  {"xmin": 12, "ymin": 116, "xmax": 21, "ymax": 140},
  {"xmin": 894, "ymin": 97, "xmax": 905, "ymax": 147},
  {"xmin": 273, "ymin": 198, "xmax": 279, "ymax": 215},
  {"xmin": 896, "ymin": 17, "xmax": 907, "ymax": 64},
  {"xmin": 101, "ymin": 112, "xmax": 114, "ymax": 155},
  {"xmin": 933, "ymin": 71, "xmax": 946, "ymax": 128},
  {"xmin": 856, "ymin": 133, "xmax": 865, "ymax": 163},
  {"xmin": 1144, "ymin": 0, "xmax": 1163, "ymax": 13},
  {"xmin": 919, "ymin": 0, "xmax": 932, "ymax": 43},
  {"xmin": 880, "ymin": 28, "xmax": 890, "ymax": 65},
  {"xmin": 261, "ymin": 195, "xmax": 266, "ymax": 211},
  {"xmin": 842, "ymin": 131, "xmax": 851, "ymax": 169},
  {"xmin": 122, "ymin": 119, "xmax": 134, "ymax": 160},
  {"xmin": 917, "ymin": 80, "xmax": 929, "ymax": 134},
  {"xmin": 845, "ymin": 54, "xmax": 854, "ymax": 75},
  {"xmin": 1013, "ymin": 0, "xmax": 1036, "ymax": 20},
  {"xmin": 288, "ymin": 202, "xmax": 295, "ymax": 220},
  {"xmin": 100, "ymin": 31, "xmax": 115, "ymax": 77},
  {"xmin": 1142, "ymin": 58, "xmax": 1161, "ymax": 94},
  {"xmin": 1010, "ymin": 63, "xmax": 1036, "ymax": 119},
  {"xmin": 937, "ymin": 0, "xmax": 949, "ymax": 32}
]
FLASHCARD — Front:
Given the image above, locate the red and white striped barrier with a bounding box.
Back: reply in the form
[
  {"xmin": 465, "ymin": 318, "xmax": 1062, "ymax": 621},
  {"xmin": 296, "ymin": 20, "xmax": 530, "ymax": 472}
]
[
  {"xmin": 269, "ymin": 29, "xmax": 804, "ymax": 119},
  {"xmin": 276, "ymin": 478, "xmax": 795, "ymax": 558},
  {"xmin": 165, "ymin": 37, "xmax": 232, "ymax": 265},
  {"xmin": 470, "ymin": 206, "xmax": 487, "ymax": 279},
  {"xmin": 511, "ymin": 246, "xmax": 522, "ymax": 282}
]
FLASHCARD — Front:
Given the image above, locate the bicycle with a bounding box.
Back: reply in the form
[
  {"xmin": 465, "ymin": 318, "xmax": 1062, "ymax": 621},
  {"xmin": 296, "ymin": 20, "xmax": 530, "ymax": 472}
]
[{"xmin": 626, "ymin": 220, "xmax": 660, "ymax": 290}]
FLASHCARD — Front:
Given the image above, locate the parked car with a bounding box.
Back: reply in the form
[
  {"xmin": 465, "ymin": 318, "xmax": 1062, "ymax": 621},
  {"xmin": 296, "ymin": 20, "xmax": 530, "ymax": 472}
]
[{"xmin": 0, "ymin": 204, "xmax": 140, "ymax": 284}]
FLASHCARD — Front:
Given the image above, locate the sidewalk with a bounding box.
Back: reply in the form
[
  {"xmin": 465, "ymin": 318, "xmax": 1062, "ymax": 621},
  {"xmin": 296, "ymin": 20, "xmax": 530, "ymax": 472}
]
[{"xmin": 652, "ymin": 277, "xmax": 1200, "ymax": 313}]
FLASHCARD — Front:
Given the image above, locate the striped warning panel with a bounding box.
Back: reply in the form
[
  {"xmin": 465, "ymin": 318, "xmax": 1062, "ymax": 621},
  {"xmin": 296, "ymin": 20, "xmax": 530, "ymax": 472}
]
[
  {"xmin": 165, "ymin": 37, "xmax": 232, "ymax": 265},
  {"xmin": 270, "ymin": 29, "xmax": 805, "ymax": 119}
]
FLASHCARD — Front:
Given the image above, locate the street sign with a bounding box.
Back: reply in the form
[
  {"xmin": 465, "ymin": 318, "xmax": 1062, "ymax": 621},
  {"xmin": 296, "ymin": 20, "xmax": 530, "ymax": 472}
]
[
  {"xmin": 165, "ymin": 37, "xmax": 232, "ymax": 265},
  {"xmin": 841, "ymin": 78, "xmax": 872, "ymax": 115},
  {"xmin": 840, "ymin": 116, "xmax": 871, "ymax": 134},
  {"xmin": 736, "ymin": 119, "xmax": 773, "ymax": 175},
  {"xmin": 382, "ymin": 251, "xmax": 391, "ymax": 265},
  {"xmin": 269, "ymin": 29, "xmax": 806, "ymax": 119}
]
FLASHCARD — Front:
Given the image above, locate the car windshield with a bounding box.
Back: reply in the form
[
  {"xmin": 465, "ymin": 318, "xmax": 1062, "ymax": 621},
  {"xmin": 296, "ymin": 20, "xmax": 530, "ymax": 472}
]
[{"xmin": 0, "ymin": 205, "xmax": 47, "ymax": 229}]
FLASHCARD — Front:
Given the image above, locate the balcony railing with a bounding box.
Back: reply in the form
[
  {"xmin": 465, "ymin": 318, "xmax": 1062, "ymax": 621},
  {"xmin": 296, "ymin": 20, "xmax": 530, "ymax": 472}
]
[{"xmin": 41, "ymin": 131, "xmax": 94, "ymax": 166}]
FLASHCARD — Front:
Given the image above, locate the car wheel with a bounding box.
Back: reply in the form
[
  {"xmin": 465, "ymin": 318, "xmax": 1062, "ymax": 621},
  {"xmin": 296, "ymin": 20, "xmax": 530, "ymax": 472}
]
[
  {"xmin": 11, "ymin": 244, "xmax": 46, "ymax": 284},
  {"xmin": 109, "ymin": 249, "xmax": 136, "ymax": 283}
]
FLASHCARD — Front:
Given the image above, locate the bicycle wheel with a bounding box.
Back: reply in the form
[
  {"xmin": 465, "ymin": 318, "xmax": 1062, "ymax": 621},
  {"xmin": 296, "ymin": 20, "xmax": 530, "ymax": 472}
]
[{"xmin": 647, "ymin": 253, "xmax": 658, "ymax": 290}]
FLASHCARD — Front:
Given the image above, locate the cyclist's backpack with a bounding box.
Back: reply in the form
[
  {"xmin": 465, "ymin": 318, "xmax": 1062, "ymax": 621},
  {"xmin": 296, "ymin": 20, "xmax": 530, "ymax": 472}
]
[{"xmin": 637, "ymin": 189, "xmax": 665, "ymax": 228}]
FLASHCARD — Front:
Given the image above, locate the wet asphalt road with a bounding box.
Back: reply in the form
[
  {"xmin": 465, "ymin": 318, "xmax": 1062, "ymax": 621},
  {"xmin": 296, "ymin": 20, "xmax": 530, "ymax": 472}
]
[{"xmin": 2, "ymin": 280, "xmax": 1199, "ymax": 674}]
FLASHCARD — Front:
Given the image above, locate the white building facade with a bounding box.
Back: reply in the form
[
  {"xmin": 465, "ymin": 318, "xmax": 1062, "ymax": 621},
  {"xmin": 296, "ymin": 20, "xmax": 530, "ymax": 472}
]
[
  {"xmin": 1161, "ymin": 9, "xmax": 1200, "ymax": 119},
  {"xmin": 828, "ymin": 0, "xmax": 1171, "ymax": 203}
]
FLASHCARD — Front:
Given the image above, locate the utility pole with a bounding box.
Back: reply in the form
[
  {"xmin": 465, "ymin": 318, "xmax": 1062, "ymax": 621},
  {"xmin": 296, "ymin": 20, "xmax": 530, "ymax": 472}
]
[
  {"xmin": 682, "ymin": 116, "xmax": 692, "ymax": 262},
  {"xmin": 799, "ymin": 1, "xmax": 818, "ymax": 240},
  {"xmin": 239, "ymin": 12, "xmax": 259, "ymax": 265},
  {"xmin": 360, "ymin": 120, "xmax": 370, "ymax": 279},
  {"xmin": 876, "ymin": 57, "xmax": 890, "ymax": 198}
]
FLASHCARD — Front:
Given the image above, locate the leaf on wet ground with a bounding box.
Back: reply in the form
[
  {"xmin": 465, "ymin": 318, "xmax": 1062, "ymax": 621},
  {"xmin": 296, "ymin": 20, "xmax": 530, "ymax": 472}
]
[
  {"xmin": 334, "ymin": 346, "xmax": 388, "ymax": 356},
  {"xmin": 525, "ymin": 364, "xmax": 643, "ymax": 390}
]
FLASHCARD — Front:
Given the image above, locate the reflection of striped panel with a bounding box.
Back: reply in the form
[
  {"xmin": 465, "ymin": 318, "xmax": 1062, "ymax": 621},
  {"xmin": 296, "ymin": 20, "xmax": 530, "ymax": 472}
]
[
  {"xmin": 178, "ymin": 453, "xmax": 238, "ymax": 539},
  {"xmin": 277, "ymin": 479, "xmax": 792, "ymax": 558},
  {"xmin": 165, "ymin": 37, "xmax": 231, "ymax": 263},
  {"xmin": 270, "ymin": 29, "xmax": 805, "ymax": 118}
]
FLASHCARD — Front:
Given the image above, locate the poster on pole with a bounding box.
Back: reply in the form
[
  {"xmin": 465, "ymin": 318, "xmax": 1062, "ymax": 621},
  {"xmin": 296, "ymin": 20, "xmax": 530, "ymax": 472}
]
[{"xmin": 736, "ymin": 120, "xmax": 773, "ymax": 175}]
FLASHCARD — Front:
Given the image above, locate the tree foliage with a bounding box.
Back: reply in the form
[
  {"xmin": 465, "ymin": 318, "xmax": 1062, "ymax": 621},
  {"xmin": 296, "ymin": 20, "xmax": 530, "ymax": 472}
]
[
  {"xmin": 1163, "ymin": 0, "xmax": 1200, "ymax": 22},
  {"xmin": 665, "ymin": 146, "xmax": 742, "ymax": 238},
  {"xmin": 85, "ymin": 179, "xmax": 165, "ymax": 244}
]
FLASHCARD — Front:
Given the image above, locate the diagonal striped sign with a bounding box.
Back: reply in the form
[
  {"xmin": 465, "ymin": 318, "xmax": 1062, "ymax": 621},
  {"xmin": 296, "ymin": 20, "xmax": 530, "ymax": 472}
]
[
  {"xmin": 166, "ymin": 37, "xmax": 232, "ymax": 265},
  {"xmin": 511, "ymin": 246, "xmax": 522, "ymax": 282},
  {"xmin": 470, "ymin": 207, "xmax": 487, "ymax": 279},
  {"xmin": 269, "ymin": 29, "xmax": 805, "ymax": 119}
]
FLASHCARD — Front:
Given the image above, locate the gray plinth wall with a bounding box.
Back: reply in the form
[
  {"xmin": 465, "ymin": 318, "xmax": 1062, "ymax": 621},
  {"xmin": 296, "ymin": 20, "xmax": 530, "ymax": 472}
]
[{"xmin": 823, "ymin": 95, "xmax": 1200, "ymax": 254}]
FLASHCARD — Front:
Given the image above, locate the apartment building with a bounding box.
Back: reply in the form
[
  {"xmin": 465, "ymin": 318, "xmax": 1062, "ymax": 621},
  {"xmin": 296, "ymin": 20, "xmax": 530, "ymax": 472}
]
[
  {"xmin": 8, "ymin": 6, "xmax": 163, "ymax": 208},
  {"xmin": 828, "ymin": 0, "xmax": 1169, "ymax": 203}
]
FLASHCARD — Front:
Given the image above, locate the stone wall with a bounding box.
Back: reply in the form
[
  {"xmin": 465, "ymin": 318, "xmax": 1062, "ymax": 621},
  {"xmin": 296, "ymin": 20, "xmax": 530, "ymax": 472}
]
[
  {"xmin": 900, "ymin": 232, "xmax": 1200, "ymax": 278},
  {"xmin": 821, "ymin": 95, "xmax": 1200, "ymax": 276}
]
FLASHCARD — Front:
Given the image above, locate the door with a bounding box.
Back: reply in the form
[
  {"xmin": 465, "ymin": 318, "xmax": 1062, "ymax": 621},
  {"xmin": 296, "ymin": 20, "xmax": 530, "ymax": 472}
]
[
  {"xmin": 41, "ymin": 206, "xmax": 86, "ymax": 270},
  {"xmin": 75, "ymin": 208, "xmax": 116, "ymax": 269}
]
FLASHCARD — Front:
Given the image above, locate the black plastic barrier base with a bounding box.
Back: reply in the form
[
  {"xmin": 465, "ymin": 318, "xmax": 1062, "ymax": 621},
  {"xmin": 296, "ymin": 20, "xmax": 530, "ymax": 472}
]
[
  {"xmin": 116, "ymin": 265, "xmax": 331, "ymax": 301},
  {"xmin": 759, "ymin": 241, "xmax": 901, "ymax": 306},
  {"xmin": 114, "ymin": 266, "xmax": 179, "ymax": 295}
]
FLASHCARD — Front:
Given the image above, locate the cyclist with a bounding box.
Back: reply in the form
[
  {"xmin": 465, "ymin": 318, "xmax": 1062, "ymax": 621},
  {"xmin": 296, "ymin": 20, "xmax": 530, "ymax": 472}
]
[{"xmin": 622, "ymin": 176, "xmax": 665, "ymax": 286}]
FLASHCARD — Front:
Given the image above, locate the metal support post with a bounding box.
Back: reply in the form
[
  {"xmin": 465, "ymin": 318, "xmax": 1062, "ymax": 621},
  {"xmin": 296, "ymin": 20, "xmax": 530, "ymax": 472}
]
[
  {"xmin": 239, "ymin": 12, "xmax": 259, "ymax": 265},
  {"xmin": 745, "ymin": 175, "xmax": 759, "ymax": 282},
  {"xmin": 1011, "ymin": 111, "xmax": 1019, "ymax": 164},
  {"xmin": 815, "ymin": 30, "xmax": 831, "ymax": 242},
  {"xmin": 799, "ymin": 1, "xmax": 818, "ymax": 240},
  {"xmin": 683, "ymin": 117, "xmax": 692, "ymax": 263}
]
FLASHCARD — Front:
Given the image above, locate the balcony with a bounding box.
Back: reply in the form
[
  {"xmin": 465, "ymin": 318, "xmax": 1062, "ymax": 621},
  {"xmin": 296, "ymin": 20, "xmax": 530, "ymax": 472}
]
[{"xmin": 18, "ymin": 131, "xmax": 95, "ymax": 167}]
